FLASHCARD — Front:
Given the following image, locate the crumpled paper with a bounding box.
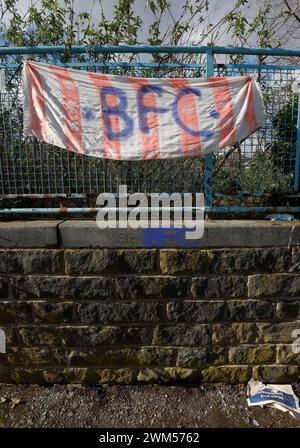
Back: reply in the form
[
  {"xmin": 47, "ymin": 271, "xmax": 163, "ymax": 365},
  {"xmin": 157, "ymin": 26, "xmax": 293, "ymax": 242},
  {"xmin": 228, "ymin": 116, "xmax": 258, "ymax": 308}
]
[{"xmin": 247, "ymin": 379, "xmax": 300, "ymax": 419}]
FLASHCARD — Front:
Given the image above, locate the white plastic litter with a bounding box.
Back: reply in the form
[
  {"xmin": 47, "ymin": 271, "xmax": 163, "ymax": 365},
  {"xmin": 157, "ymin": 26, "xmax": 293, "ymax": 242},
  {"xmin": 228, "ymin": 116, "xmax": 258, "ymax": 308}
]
[
  {"xmin": 265, "ymin": 213, "xmax": 294, "ymax": 221},
  {"xmin": 247, "ymin": 379, "xmax": 300, "ymax": 419}
]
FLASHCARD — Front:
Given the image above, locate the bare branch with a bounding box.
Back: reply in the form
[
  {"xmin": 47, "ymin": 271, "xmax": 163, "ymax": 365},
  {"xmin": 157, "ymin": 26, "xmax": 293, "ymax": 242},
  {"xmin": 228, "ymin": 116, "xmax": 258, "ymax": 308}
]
[{"xmin": 284, "ymin": 0, "xmax": 300, "ymax": 23}]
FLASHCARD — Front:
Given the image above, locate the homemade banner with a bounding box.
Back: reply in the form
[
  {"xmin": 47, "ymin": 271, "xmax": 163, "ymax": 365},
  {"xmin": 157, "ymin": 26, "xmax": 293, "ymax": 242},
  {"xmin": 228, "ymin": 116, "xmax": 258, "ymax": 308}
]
[{"xmin": 23, "ymin": 61, "xmax": 265, "ymax": 160}]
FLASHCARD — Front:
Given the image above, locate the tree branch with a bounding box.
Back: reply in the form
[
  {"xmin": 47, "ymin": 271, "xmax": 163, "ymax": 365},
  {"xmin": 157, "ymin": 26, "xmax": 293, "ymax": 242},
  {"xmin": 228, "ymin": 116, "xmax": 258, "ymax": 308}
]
[{"xmin": 284, "ymin": 0, "xmax": 300, "ymax": 23}]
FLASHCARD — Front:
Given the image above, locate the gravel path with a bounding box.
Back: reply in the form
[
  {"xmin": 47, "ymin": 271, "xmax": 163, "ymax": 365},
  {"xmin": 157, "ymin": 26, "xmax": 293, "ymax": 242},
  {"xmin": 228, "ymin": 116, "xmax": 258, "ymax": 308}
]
[{"xmin": 0, "ymin": 384, "xmax": 299, "ymax": 428}]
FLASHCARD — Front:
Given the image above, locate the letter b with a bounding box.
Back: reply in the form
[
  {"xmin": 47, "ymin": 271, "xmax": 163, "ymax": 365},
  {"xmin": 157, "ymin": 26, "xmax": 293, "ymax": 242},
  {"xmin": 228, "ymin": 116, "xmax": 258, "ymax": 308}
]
[{"xmin": 100, "ymin": 86, "xmax": 133, "ymax": 141}]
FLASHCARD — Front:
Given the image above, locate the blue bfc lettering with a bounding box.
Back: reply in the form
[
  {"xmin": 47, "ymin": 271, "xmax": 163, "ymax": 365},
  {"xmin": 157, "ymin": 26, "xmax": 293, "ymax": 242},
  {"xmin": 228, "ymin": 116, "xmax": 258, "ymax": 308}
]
[
  {"xmin": 100, "ymin": 86, "xmax": 133, "ymax": 141},
  {"xmin": 172, "ymin": 87, "xmax": 214, "ymax": 138},
  {"xmin": 137, "ymin": 85, "xmax": 169, "ymax": 134},
  {"xmin": 99, "ymin": 85, "xmax": 216, "ymax": 141}
]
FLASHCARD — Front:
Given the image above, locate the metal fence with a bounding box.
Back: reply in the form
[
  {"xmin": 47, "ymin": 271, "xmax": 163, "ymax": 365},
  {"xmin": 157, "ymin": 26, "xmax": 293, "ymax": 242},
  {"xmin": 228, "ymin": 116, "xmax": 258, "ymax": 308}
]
[{"xmin": 0, "ymin": 44, "xmax": 300, "ymax": 214}]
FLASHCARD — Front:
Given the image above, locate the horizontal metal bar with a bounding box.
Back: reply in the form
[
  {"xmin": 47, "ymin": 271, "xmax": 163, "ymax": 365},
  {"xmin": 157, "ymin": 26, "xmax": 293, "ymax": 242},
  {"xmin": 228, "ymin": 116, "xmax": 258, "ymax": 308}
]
[
  {"xmin": 2, "ymin": 192, "xmax": 299, "ymax": 200},
  {"xmin": 58, "ymin": 62, "xmax": 206, "ymax": 68},
  {"xmin": 0, "ymin": 194, "xmax": 88, "ymax": 199},
  {"xmin": 207, "ymin": 206, "xmax": 300, "ymax": 213},
  {"xmin": 0, "ymin": 63, "xmax": 22, "ymax": 69},
  {"xmin": 214, "ymin": 192, "xmax": 269, "ymax": 198},
  {"xmin": 1, "ymin": 44, "xmax": 300, "ymax": 57},
  {"xmin": 224, "ymin": 63, "xmax": 300, "ymax": 71},
  {"xmin": 0, "ymin": 192, "xmax": 205, "ymax": 200},
  {"xmin": 214, "ymin": 192, "xmax": 300, "ymax": 198},
  {"xmin": 0, "ymin": 207, "xmax": 205, "ymax": 214},
  {"xmin": 1, "ymin": 61, "xmax": 299, "ymax": 71},
  {"xmin": 0, "ymin": 192, "xmax": 195, "ymax": 199},
  {"xmin": 0, "ymin": 206, "xmax": 300, "ymax": 214}
]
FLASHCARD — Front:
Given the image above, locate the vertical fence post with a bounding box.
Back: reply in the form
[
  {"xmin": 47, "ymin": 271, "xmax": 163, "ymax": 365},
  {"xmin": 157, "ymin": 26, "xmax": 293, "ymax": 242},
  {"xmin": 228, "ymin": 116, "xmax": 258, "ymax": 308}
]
[
  {"xmin": 52, "ymin": 52, "xmax": 61, "ymax": 64},
  {"xmin": 204, "ymin": 48, "xmax": 214, "ymax": 208},
  {"xmin": 294, "ymin": 84, "xmax": 300, "ymax": 192}
]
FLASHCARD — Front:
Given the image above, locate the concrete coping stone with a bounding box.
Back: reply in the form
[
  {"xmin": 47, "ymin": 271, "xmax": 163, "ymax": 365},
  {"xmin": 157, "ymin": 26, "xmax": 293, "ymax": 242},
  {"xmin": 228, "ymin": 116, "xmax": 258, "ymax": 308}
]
[{"xmin": 0, "ymin": 220, "xmax": 300, "ymax": 248}]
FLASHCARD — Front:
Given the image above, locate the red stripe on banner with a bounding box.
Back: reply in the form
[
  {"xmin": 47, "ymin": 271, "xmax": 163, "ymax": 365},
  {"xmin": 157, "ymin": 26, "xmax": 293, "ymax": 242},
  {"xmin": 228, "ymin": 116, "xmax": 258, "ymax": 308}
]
[
  {"xmin": 50, "ymin": 65, "xmax": 84, "ymax": 154},
  {"xmin": 209, "ymin": 77, "xmax": 235, "ymax": 148},
  {"xmin": 243, "ymin": 76, "xmax": 258, "ymax": 134},
  {"xmin": 169, "ymin": 79, "xmax": 201, "ymax": 157},
  {"xmin": 88, "ymin": 73, "xmax": 121, "ymax": 160},
  {"xmin": 26, "ymin": 62, "xmax": 47, "ymax": 141},
  {"xmin": 128, "ymin": 77, "xmax": 161, "ymax": 160}
]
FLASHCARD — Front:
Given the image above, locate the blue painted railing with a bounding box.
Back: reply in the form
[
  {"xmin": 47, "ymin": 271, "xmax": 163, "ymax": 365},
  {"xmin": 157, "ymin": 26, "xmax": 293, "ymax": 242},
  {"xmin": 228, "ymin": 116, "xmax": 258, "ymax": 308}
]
[
  {"xmin": 0, "ymin": 44, "xmax": 300, "ymax": 215},
  {"xmin": 0, "ymin": 44, "xmax": 300, "ymax": 56}
]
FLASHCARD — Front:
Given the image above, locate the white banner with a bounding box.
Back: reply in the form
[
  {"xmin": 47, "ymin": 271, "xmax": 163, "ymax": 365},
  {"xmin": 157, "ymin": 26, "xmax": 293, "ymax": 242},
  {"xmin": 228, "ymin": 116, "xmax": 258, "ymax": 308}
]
[{"xmin": 23, "ymin": 61, "xmax": 265, "ymax": 160}]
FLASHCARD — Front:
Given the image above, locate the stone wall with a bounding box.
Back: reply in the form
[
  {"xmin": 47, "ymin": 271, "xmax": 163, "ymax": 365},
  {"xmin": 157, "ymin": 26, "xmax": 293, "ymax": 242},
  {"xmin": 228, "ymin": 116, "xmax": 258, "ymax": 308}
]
[{"xmin": 0, "ymin": 220, "xmax": 299, "ymax": 384}]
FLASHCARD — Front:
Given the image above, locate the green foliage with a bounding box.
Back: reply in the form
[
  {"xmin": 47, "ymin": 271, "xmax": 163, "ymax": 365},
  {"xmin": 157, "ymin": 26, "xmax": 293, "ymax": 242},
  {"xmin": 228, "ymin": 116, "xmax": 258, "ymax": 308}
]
[
  {"xmin": 269, "ymin": 93, "xmax": 298, "ymax": 175},
  {"xmin": 0, "ymin": 0, "xmax": 295, "ymax": 64},
  {"xmin": 0, "ymin": 0, "xmax": 144, "ymax": 61}
]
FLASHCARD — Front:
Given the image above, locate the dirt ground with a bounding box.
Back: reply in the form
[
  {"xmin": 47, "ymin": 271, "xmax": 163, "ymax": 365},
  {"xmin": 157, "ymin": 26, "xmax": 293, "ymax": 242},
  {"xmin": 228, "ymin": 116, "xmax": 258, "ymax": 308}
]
[{"xmin": 0, "ymin": 384, "xmax": 299, "ymax": 428}]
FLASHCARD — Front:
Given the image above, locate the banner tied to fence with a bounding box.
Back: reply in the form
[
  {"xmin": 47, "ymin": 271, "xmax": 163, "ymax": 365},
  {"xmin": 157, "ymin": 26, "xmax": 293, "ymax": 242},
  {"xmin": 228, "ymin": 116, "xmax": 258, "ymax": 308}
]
[{"xmin": 23, "ymin": 61, "xmax": 265, "ymax": 161}]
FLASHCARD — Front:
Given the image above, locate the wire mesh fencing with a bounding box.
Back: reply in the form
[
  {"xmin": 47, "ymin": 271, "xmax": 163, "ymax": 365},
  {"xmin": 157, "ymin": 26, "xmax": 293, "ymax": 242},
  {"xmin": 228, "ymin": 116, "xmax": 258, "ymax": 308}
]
[{"xmin": 0, "ymin": 47, "xmax": 299, "ymax": 212}]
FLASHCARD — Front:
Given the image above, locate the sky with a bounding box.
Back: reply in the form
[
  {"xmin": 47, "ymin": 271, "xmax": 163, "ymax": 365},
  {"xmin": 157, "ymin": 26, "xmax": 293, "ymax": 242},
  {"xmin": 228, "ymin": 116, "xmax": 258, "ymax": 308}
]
[{"xmin": 13, "ymin": 0, "xmax": 247, "ymax": 45}]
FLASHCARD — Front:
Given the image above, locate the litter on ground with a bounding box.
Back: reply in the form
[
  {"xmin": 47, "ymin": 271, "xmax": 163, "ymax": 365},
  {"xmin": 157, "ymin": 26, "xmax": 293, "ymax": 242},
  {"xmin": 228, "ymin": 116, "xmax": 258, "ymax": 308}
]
[
  {"xmin": 265, "ymin": 214, "xmax": 294, "ymax": 221},
  {"xmin": 247, "ymin": 379, "xmax": 300, "ymax": 420}
]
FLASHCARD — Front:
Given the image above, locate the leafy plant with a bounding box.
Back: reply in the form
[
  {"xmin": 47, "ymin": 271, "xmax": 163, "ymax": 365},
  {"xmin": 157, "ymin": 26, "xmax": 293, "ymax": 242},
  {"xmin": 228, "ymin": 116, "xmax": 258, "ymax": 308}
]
[{"xmin": 268, "ymin": 93, "xmax": 298, "ymax": 176}]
